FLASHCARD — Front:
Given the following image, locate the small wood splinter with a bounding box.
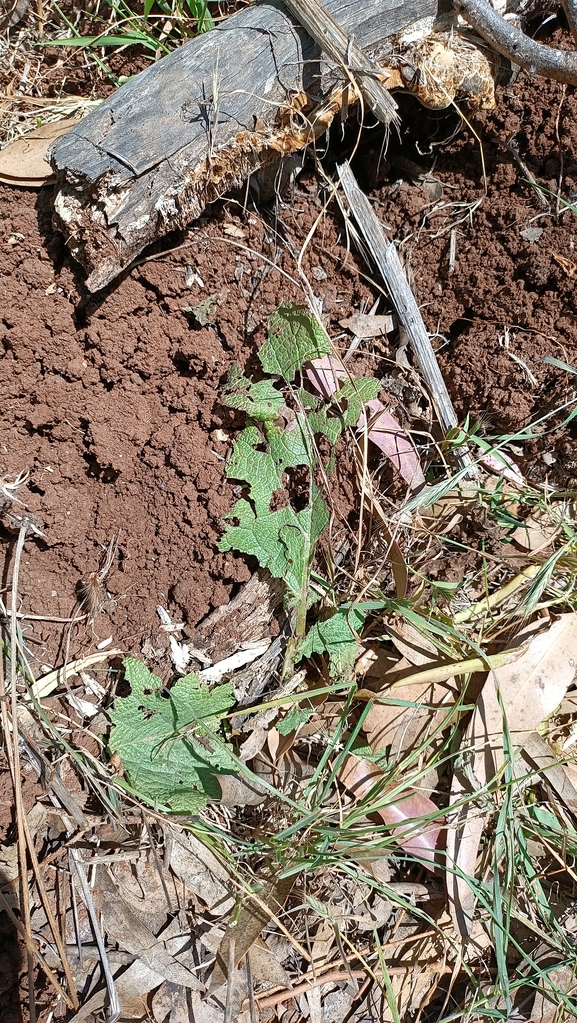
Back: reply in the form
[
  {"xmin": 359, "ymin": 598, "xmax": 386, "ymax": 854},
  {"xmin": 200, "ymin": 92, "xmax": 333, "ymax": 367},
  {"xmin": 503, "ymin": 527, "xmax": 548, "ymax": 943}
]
[
  {"xmin": 80, "ymin": 535, "xmax": 118, "ymax": 621},
  {"xmin": 454, "ymin": 0, "xmax": 577, "ymax": 85}
]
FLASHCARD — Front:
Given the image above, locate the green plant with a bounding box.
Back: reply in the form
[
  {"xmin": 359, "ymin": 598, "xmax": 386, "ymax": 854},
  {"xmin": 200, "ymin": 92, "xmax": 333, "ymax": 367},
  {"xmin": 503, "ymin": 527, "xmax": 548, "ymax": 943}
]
[
  {"xmin": 108, "ymin": 657, "xmax": 236, "ymax": 811},
  {"xmin": 218, "ymin": 302, "xmax": 380, "ymax": 676}
]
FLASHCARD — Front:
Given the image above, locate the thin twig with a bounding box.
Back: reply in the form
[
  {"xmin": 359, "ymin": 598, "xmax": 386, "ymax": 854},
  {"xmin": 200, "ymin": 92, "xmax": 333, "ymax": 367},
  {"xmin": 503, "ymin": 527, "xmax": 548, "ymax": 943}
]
[
  {"xmin": 0, "ymin": 888, "xmax": 74, "ymax": 1008},
  {"xmin": 256, "ymin": 964, "xmax": 451, "ymax": 1008},
  {"xmin": 454, "ymin": 0, "xmax": 577, "ymax": 85},
  {"xmin": 10, "ymin": 520, "xmax": 37, "ymax": 1023},
  {"xmin": 245, "ymin": 952, "xmax": 258, "ymax": 1023},
  {"xmin": 224, "ymin": 931, "xmax": 236, "ymax": 1023},
  {"xmin": 505, "ymin": 138, "xmax": 549, "ymax": 209},
  {"xmin": 561, "ymin": 0, "xmax": 577, "ymax": 45}
]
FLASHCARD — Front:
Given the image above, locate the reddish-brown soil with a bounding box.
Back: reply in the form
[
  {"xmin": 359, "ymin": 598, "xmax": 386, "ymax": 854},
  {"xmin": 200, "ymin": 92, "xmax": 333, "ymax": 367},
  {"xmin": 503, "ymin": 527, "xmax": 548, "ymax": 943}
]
[{"xmin": 1, "ymin": 25, "xmax": 577, "ymax": 1021}]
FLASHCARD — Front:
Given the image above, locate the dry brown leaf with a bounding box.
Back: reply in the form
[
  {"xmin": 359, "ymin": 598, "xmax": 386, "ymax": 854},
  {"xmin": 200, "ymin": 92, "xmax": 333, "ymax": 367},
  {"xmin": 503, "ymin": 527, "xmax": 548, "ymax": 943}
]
[
  {"xmin": 371, "ymin": 912, "xmax": 452, "ymax": 1022},
  {"xmin": 363, "ymin": 657, "xmax": 453, "ymax": 760},
  {"xmin": 563, "ymin": 760, "xmax": 577, "ymax": 792},
  {"xmin": 151, "ymin": 981, "xmax": 190, "ymax": 1023},
  {"xmin": 355, "ymin": 644, "xmax": 400, "ymax": 678},
  {"xmin": 469, "ymin": 614, "xmax": 577, "ymax": 770},
  {"xmin": 216, "ymin": 772, "xmax": 268, "ymax": 807},
  {"xmin": 359, "ymin": 398, "xmax": 425, "ymax": 488},
  {"xmin": 531, "ymin": 962, "xmax": 577, "ymax": 1022},
  {"xmin": 168, "ymin": 828, "xmax": 235, "ymax": 914},
  {"xmin": 447, "ymin": 613, "xmax": 577, "ymax": 939},
  {"xmin": 65, "ymin": 919, "xmax": 199, "ymax": 1023},
  {"xmin": 99, "ymin": 897, "xmax": 203, "ymax": 990},
  {"xmin": 209, "ymin": 873, "xmax": 295, "ymax": 990},
  {"xmin": 522, "ymin": 731, "xmax": 577, "ymax": 816},
  {"xmin": 339, "ymin": 312, "xmax": 395, "ymax": 338},
  {"xmin": 246, "ymin": 938, "xmax": 292, "ymax": 988},
  {"xmin": 0, "ymin": 119, "xmax": 78, "ymax": 186},
  {"xmin": 510, "ymin": 507, "xmax": 561, "ymax": 553},
  {"xmin": 385, "ymin": 620, "xmax": 439, "ymax": 667}
]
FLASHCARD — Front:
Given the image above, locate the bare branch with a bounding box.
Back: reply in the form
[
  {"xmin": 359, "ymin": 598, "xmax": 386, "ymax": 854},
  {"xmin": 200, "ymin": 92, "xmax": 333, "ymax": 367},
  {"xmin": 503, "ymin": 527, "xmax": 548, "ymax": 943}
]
[{"xmin": 454, "ymin": 0, "xmax": 577, "ymax": 85}]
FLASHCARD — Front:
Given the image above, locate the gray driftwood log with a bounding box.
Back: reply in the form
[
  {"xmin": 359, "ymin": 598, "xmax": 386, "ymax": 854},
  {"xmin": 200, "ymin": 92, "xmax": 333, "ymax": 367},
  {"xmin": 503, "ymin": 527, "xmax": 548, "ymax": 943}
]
[{"xmin": 49, "ymin": 0, "xmax": 510, "ymax": 291}]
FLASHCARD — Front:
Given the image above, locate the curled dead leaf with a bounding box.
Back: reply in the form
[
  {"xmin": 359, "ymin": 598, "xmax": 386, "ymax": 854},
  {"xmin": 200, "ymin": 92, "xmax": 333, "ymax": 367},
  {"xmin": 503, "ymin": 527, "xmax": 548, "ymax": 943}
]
[{"xmin": 0, "ymin": 119, "xmax": 80, "ymax": 187}]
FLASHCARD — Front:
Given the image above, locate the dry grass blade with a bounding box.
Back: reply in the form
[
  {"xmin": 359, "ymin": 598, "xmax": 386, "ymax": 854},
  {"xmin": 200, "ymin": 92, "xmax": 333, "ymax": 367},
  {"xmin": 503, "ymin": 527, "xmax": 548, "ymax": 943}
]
[
  {"xmin": 282, "ymin": 0, "xmax": 399, "ymax": 127},
  {"xmin": 0, "ymin": 518, "xmax": 78, "ymax": 1014},
  {"xmin": 32, "ymin": 648, "xmax": 123, "ymax": 699}
]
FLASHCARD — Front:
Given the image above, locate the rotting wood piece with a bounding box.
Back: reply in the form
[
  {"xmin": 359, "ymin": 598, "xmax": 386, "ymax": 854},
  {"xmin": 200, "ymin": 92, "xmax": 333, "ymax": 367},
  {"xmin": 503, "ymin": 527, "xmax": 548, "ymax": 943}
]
[{"xmin": 49, "ymin": 0, "xmax": 512, "ymax": 292}]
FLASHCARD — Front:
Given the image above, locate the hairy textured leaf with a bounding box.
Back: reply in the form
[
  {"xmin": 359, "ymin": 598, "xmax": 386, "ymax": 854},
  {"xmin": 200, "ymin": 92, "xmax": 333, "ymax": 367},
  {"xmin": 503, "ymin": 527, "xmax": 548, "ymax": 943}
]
[
  {"xmin": 301, "ymin": 606, "xmax": 368, "ymax": 676},
  {"xmin": 108, "ymin": 658, "xmax": 236, "ymax": 812},
  {"xmin": 220, "ymin": 365, "xmax": 284, "ymax": 421},
  {"xmin": 260, "ymin": 302, "xmax": 330, "ymax": 381},
  {"xmin": 277, "ymin": 705, "xmax": 313, "ymax": 735},
  {"xmin": 306, "ymin": 356, "xmax": 424, "ymax": 486}
]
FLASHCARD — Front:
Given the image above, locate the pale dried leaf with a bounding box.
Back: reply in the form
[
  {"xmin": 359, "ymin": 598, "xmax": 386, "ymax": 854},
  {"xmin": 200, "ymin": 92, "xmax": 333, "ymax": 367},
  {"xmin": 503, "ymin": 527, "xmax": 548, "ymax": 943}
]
[
  {"xmin": 359, "ymin": 399, "xmax": 425, "ymax": 487},
  {"xmin": 339, "ymin": 312, "xmax": 395, "ymax": 338},
  {"xmin": 106, "ymin": 855, "xmax": 172, "ymax": 935},
  {"xmin": 363, "ymin": 657, "xmax": 451, "ymax": 759},
  {"xmin": 238, "ymin": 725, "xmax": 268, "ymax": 761},
  {"xmin": 168, "ymin": 828, "xmax": 235, "ymax": 914},
  {"xmin": 479, "ymin": 449, "xmax": 524, "ymax": 485},
  {"xmin": 247, "ymin": 939, "xmax": 292, "ymax": 988},
  {"xmin": 216, "ymin": 772, "xmax": 268, "ymax": 807},
  {"xmin": 447, "ymin": 614, "xmax": 577, "ymax": 939},
  {"xmin": 65, "ymin": 952, "xmax": 168, "ymax": 1023},
  {"xmin": 306, "ymin": 354, "xmax": 344, "ymax": 399},
  {"xmin": 563, "ymin": 761, "xmax": 577, "ymax": 792},
  {"xmin": 210, "ymin": 874, "xmax": 295, "ymax": 989},
  {"xmin": 0, "ymin": 119, "xmax": 78, "ymax": 186},
  {"xmin": 385, "ymin": 620, "xmax": 439, "ymax": 667},
  {"xmin": 99, "ymin": 898, "xmax": 203, "ymax": 990},
  {"xmin": 522, "ymin": 732, "xmax": 577, "ymax": 815},
  {"xmin": 369, "ymin": 915, "xmax": 451, "ymax": 1022},
  {"xmin": 355, "ymin": 644, "xmax": 400, "ymax": 678},
  {"xmin": 531, "ymin": 963, "xmax": 577, "ymax": 1023},
  {"xmin": 472, "ymin": 613, "xmax": 577, "ymax": 776},
  {"xmin": 252, "ymin": 747, "xmax": 315, "ymax": 796},
  {"xmin": 151, "ymin": 980, "xmax": 189, "ymax": 1023},
  {"xmin": 510, "ymin": 508, "xmax": 561, "ymax": 553}
]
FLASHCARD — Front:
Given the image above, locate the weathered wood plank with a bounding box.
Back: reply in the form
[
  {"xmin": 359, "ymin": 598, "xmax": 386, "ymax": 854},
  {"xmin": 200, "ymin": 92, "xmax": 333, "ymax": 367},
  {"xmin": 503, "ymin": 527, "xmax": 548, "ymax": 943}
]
[{"xmin": 49, "ymin": 0, "xmax": 459, "ymax": 290}]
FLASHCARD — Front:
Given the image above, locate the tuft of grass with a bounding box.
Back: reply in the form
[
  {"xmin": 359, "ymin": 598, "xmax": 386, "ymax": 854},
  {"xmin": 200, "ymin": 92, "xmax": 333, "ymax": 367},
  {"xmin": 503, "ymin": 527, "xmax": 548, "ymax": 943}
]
[{"xmin": 45, "ymin": 0, "xmax": 215, "ymax": 85}]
